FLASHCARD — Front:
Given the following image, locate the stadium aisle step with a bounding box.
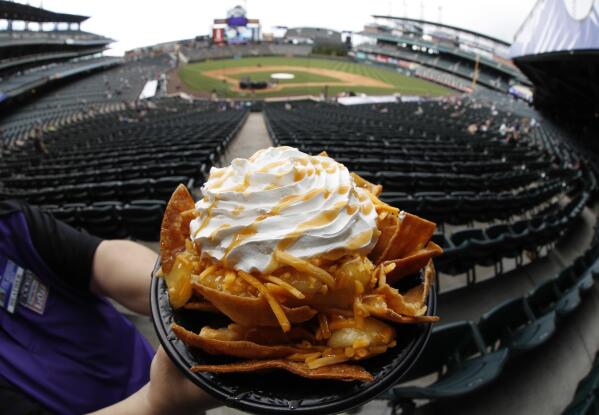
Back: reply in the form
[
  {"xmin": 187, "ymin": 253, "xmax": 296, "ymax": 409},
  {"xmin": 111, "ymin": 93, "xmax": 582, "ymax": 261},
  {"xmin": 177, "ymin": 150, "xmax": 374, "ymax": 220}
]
[{"xmin": 221, "ymin": 113, "xmax": 273, "ymax": 164}]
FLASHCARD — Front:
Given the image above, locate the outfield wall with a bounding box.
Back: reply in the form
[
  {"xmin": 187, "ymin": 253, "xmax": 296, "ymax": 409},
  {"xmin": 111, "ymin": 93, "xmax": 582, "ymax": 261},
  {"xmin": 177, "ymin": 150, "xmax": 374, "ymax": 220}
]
[{"xmin": 182, "ymin": 44, "xmax": 313, "ymax": 63}]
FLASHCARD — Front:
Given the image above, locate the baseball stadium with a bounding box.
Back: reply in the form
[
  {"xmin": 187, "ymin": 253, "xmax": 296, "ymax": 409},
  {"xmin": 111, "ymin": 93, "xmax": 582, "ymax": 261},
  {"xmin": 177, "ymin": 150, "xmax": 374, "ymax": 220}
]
[{"xmin": 1, "ymin": 1, "xmax": 599, "ymax": 415}]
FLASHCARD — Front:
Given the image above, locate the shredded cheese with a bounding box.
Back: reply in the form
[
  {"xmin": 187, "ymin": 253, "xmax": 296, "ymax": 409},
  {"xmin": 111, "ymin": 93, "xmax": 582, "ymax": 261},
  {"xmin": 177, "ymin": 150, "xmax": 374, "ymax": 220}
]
[
  {"xmin": 318, "ymin": 314, "xmax": 331, "ymax": 339},
  {"xmin": 377, "ymin": 265, "xmax": 387, "ymax": 289},
  {"xmin": 274, "ymin": 250, "xmax": 335, "ymax": 289},
  {"xmin": 307, "ymin": 355, "xmax": 348, "ymax": 369},
  {"xmin": 288, "ymin": 352, "xmax": 321, "ymax": 362},
  {"xmin": 178, "ymin": 255, "xmax": 192, "ymax": 267},
  {"xmin": 181, "ymin": 208, "xmax": 198, "ymax": 220},
  {"xmin": 305, "ymin": 353, "xmax": 323, "ymax": 363},
  {"xmin": 353, "ymin": 297, "xmax": 366, "ymax": 329},
  {"xmin": 239, "ymin": 271, "xmax": 291, "ymax": 333},
  {"xmin": 384, "ymin": 263, "xmax": 397, "ymax": 274},
  {"xmin": 223, "ymin": 270, "xmax": 237, "ymax": 290},
  {"xmin": 199, "ymin": 264, "xmax": 217, "ymax": 280},
  {"xmin": 328, "ymin": 319, "xmax": 357, "ymax": 331},
  {"xmin": 265, "ymin": 275, "xmax": 305, "ymax": 299},
  {"xmin": 365, "ymin": 190, "xmax": 399, "ymax": 213}
]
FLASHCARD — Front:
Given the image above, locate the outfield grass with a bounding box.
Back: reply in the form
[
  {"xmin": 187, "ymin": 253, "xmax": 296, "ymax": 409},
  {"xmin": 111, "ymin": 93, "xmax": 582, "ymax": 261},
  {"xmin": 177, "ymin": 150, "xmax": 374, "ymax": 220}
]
[{"xmin": 179, "ymin": 56, "xmax": 454, "ymax": 98}]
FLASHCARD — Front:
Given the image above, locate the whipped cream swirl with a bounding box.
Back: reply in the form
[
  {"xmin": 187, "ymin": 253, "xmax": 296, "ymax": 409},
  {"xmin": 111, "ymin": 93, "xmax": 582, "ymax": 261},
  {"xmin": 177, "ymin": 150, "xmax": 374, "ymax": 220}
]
[{"xmin": 189, "ymin": 146, "xmax": 379, "ymax": 274}]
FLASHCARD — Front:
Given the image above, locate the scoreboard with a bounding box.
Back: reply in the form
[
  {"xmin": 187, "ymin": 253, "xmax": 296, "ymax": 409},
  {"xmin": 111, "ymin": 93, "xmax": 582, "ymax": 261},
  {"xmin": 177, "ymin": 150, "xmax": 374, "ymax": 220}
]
[{"xmin": 212, "ymin": 5, "xmax": 261, "ymax": 45}]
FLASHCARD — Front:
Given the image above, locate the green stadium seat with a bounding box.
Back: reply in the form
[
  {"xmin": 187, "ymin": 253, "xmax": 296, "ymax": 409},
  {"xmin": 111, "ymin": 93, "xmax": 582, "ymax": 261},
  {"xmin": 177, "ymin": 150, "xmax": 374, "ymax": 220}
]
[
  {"xmin": 477, "ymin": 297, "xmax": 556, "ymax": 355},
  {"xmin": 385, "ymin": 321, "xmax": 509, "ymax": 402},
  {"xmin": 554, "ymin": 268, "xmax": 582, "ymax": 317},
  {"xmin": 563, "ymin": 396, "xmax": 597, "ymax": 415},
  {"xmin": 528, "ymin": 279, "xmax": 561, "ymax": 316}
]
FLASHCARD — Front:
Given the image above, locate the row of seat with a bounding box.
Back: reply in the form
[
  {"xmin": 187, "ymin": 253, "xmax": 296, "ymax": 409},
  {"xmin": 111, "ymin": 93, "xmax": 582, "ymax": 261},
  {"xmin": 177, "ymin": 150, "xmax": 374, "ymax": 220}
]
[
  {"xmin": 335, "ymin": 157, "xmax": 550, "ymax": 175},
  {"xmin": 355, "ymin": 169, "xmax": 540, "ymax": 193},
  {"xmin": 3, "ymin": 176, "xmax": 194, "ymax": 206},
  {"xmin": 0, "ymin": 98, "xmax": 249, "ymax": 210},
  {"xmin": 3, "ymin": 162, "xmax": 206, "ymax": 188},
  {"xmin": 41, "ymin": 200, "xmax": 166, "ymax": 241},
  {"xmin": 383, "ymin": 225, "xmax": 599, "ymax": 413},
  {"xmin": 380, "ymin": 179, "xmax": 567, "ymax": 225},
  {"xmin": 563, "ymin": 351, "xmax": 599, "ymax": 414},
  {"xmin": 263, "ymin": 101, "xmax": 586, "ymax": 214},
  {"xmin": 0, "ymin": 54, "xmax": 175, "ymax": 143},
  {"xmin": 433, "ymin": 192, "xmax": 589, "ymax": 284}
]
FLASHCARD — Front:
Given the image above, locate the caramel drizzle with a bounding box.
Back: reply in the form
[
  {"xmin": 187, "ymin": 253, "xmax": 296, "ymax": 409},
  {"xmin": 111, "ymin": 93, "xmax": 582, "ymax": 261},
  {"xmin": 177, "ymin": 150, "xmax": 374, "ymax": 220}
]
[
  {"xmin": 202, "ymin": 153, "xmax": 361, "ymax": 271},
  {"xmin": 193, "ymin": 198, "xmax": 218, "ymax": 238},
  {"xmin": 257, "ymin": 159, "xmax": 287, "ymax": 173},
  {"xmin": 228, "ymin": 174, "xmax": 250, "ymax": 192},
  {"xmin": 206, "ymin": 169, "xmax": 233, "ymax": 190},
  {"xmin": 338, "ymin": 185, "xmax": 350, "ymax": 194},
  {"xmin": 209, "ymin": 223, "xmax": 231, "ymax": 241},
  {"xmin": 276, "ymin": 200, "xmax": 348, "ymax": 253},
  {"xmin": 231, "ymin": 205, "xmax": 244, "ymax": 217},
  {"xmin": 222, "ymin": 188, "xmax": 326, "ymax": 264},
  {"xmin": 223, "ymin": 224, "xmax": 258, "ymax": 267}
]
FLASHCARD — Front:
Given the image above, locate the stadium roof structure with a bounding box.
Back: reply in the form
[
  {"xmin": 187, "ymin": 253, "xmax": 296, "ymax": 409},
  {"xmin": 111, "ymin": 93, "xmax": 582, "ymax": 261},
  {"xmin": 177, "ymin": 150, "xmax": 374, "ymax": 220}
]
[
  {"xmin": 372, "ymin": 15, "xmax": 510, "ymax": 47},
  {"xmin": 0, "ymin": 0, "xmax": 88, "ymax": 23},
  {"xmin": 285, "ymin": 27, "xmax": 343, "ymax": 46},
  {"xmin": 367, "ymin": 16, "xmax": 525, "ymax": 79}
]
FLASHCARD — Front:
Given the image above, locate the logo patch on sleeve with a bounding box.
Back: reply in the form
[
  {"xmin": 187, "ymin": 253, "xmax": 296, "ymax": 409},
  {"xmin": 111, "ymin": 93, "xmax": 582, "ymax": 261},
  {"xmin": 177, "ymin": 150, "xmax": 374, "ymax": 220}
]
[
  {"xmin": 18, "ymin": 270, "xmax": 48, "ymax": 315},
  {"xmin": 0, "ymin": 257, "xmax": 24, "ymax": 314}
]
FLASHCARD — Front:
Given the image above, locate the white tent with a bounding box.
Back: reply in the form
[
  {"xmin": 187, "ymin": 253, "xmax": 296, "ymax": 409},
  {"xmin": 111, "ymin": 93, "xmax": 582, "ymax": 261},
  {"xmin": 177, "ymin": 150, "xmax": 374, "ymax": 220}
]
[{"xmin": 510, "ymin": 0, "xmax": 599, "ymax": 58}]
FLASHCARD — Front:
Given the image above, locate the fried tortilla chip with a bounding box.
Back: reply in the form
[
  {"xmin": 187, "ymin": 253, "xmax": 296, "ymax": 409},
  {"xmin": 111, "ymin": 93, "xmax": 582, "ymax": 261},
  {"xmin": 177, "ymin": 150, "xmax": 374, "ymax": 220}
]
[
  {"xmin": 160, "ymin": 184, "xmax": 195, "ymax": 274},
  {"xmin": 183, "ymin": 301, "xmax": 220, "ymax": 313},
  {"xmin": 382, "ymin": 212, "xmax": 437, "ymax": 263},
  {"xmin": 172, "ymin": 323, "xmax": 308, "ymax": 359},
  {"xmin": 369, "ymin": 213, "xmax": 400, "ymax": 264},
  {"xmin": 193, "ymin": 283, "xmax": 318, "ymax": 328},
  {"xmin": 368, "ymin": 307, "xmax": 440, "ymax": 324},
  {"xmin": 191, "ymin": 359, "xmax": 374, "ymax": 382},
  {"xmin": 244, "ymin": 326, "xmax": 315, "ymax": 345},
  {"xmin": 351, "ymin": 172, "xmax": 382, "ymax": 197},
  {"xmin": 383, "ymin": 241, "xmax": 443, "ymax": 284},
  {"xmin": 373, "ymin": 260, "xmax": 436, "ymax": 317},
  {"xmin": 403, "ymin": 259, "xmax": 435, "ymax": 307}
]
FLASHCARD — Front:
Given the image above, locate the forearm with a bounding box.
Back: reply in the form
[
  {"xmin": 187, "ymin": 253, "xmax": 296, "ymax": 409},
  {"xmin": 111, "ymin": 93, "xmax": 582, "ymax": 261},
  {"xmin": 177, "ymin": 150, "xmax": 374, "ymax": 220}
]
[
  {"xmin": 91, "ymin": 240, "xmax": 157, "ymax": 315},
  {"xmin": 87, "ymin": 383, "xmax": 211, "ymax": 415},
  {"xmin": 88, "ymin": 347, "xmax": 217, "ymax": 415},
  {"xmin": 87, "ymin": 383, "xmax": 155, "ymax": 415}
]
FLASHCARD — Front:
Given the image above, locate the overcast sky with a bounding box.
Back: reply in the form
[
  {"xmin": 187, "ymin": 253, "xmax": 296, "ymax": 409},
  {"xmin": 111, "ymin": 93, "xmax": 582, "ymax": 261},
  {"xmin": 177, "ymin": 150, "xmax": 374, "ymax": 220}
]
[{"xmin": 25, "ymin": 0, "xmax": 536, "ymax": 55}]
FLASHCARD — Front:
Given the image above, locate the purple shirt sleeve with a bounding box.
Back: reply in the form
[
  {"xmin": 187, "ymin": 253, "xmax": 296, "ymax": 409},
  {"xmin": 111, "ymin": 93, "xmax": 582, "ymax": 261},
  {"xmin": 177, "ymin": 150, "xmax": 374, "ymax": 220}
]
[{"xmin": 0, "ymin": 200, "xmax": 102, "ymax": 293}]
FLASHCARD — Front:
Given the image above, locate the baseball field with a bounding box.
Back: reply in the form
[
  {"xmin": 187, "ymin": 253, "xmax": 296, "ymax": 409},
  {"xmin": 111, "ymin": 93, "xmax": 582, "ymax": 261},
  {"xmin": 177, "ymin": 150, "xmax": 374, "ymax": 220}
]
[{"xmin": 177, "ymin": 56, "xmax": 454, "ymax": 98}]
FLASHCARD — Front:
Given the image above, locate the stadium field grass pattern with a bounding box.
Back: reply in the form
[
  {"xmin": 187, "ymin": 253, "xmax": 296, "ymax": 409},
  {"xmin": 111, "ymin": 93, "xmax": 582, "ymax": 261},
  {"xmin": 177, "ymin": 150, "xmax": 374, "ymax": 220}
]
[{"xmin": 178, "ymin": 56, "xmax": 453, "ymax": 98}]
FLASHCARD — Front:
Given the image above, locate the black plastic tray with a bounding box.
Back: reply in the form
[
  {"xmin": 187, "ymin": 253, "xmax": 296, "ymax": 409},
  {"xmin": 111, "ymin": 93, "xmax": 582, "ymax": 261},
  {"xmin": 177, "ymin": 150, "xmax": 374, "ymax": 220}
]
[{"xmin": 150, "ymin": 259, "xmax": 436, "ymax": 414}]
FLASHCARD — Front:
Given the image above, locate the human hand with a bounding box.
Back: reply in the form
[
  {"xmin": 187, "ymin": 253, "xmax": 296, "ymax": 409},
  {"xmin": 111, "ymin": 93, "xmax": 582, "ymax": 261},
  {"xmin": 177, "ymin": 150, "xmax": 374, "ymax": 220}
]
[{"xmin": 146, "ymin": 346, "xmax": 217, "ymax": 415}]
